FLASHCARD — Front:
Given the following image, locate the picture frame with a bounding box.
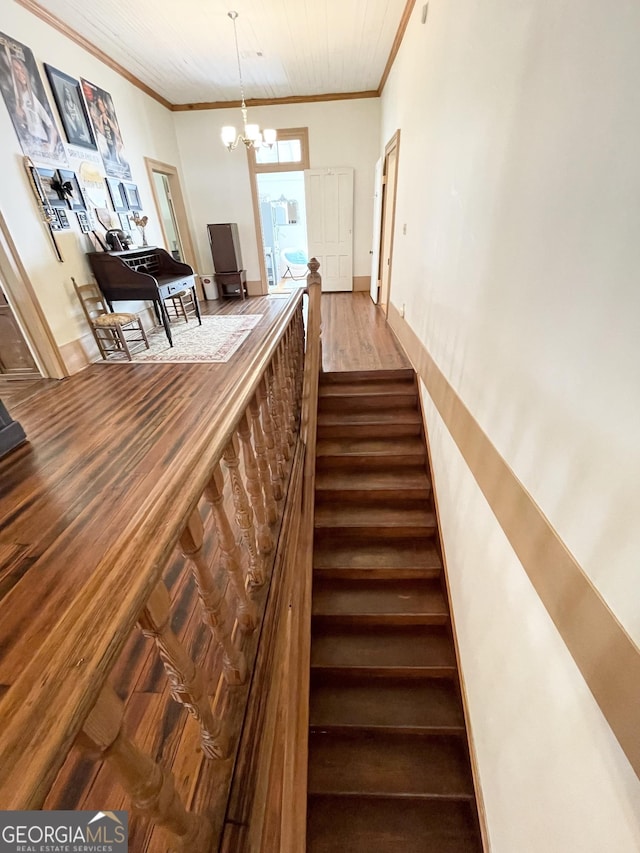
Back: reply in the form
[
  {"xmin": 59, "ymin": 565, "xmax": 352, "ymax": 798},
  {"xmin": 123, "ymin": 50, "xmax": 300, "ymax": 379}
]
[
  {"xmin": 76, "ymin": 210, "xmax": 92, "ymax": 234},
  {"xmin": 56, "ymin": 169, "xmax": 86, "ymax": 210},
  {"xmin": 81, "ymin": 78, "xmax": 131, "ymax": 180},
  {"xmin": 44, "ymin": 64, "xmax": 96, "ymax": 150},
  {"xmin": 122, "ymin": 181, "xmax": 142, "ymax": 211},
  {"xmin": 105, "ymin": 177, "xmax": 127, "ymax": 213},
  {"xmin": 0, "ymin": 33, "xmax": 66, "ymax": 166},
  {"xmin": 118, "ymin": 212, "xmax": 134, "ymax": 234},
  {"xmin": 35, "ymin": 166, "xmax": 67, "ymax": 208}
]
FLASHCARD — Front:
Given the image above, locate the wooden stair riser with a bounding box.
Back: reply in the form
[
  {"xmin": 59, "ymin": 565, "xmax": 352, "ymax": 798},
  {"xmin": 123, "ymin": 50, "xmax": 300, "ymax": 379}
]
[
  {"xmin": 313, "ymin": 566, "xmax": 442, "ymax": 582},
  {"xmin": 314, "ymin": 469, "xmax": 432, "ymax": 504},
  {"xmin": 315, "ymin": 453, "xmax": 426, "ymax": 470},
  {"xmin": 307, "ymin": 731, "xmax": 475, "ymax": 800},
  {"xmin": 321, "ymin": 369, "xmax": 416, "ymax": 383},
  {"xmin": 316, "ymin": 421, "xmax": 422, "ymax": 439},
  {"xmin": 312, "ymin": 612, "xmax": 449, "ymax": 628},
  {"xmin": 310, "ymin": 625, "xmax": 456, "ymax": 671},
  {"xmin": 312, "ymin": 540, "xmax": 443, "ymax": 581},
  {"xmin": 307, "ymin": 796, "xmax": 482, "ymax": 853},
  {"xmin": 314, "ymin": 526, "xmax": 436, "ymax": 543},
  {"xmin": 311, "ymin": 665, "xmax": 458, "ymax": 680},
  {"xmin": 318, "ymin": 393, "xmax": 417, "ymax": 412}
]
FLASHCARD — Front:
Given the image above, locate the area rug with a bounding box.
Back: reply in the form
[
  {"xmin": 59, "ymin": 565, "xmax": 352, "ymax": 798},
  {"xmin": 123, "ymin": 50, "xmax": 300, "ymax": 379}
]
[{"xmin": 128, "ymin": 314, "xmax": 262, "ymax": 363}]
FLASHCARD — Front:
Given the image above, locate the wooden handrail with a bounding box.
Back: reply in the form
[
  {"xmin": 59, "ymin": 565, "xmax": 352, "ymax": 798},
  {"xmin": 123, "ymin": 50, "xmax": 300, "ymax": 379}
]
[{"xmin": 0, "ymin": 289, "xmax": 305, "ymax": 809}]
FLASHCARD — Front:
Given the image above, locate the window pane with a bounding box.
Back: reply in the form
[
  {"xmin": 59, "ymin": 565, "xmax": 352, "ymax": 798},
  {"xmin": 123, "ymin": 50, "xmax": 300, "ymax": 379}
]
[
  {"xmin": 277, "ymin": 139, "xmax": 302, "ymax": 163},
  {"xmin": 255, "ymin": 137, "xmax": 302, "ymax": 165},
  {"xmin": 255, "ymin": 144, "xmax": 278, "ymax": 165}
]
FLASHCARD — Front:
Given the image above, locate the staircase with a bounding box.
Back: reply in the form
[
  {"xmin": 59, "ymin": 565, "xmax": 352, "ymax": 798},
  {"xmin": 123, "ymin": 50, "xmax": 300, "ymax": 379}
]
[{"xmin": 306, "ymin": 369, "xmax": 482, "ymax": 852}]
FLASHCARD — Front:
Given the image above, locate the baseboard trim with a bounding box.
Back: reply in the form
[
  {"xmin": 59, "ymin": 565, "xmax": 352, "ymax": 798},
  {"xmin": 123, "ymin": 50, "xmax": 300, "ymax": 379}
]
[
  {"xmin": 388, "ymin": 301, "xmax": 640, "ymax": 780},
  {"xmin": 352, "ymin": 276, "xmax": 370, "ymax": 292}
]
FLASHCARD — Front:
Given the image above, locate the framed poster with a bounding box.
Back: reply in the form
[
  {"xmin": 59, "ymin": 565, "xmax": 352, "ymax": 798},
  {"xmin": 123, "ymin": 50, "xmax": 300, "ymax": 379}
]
[
  {"xmin": 44, "ymin": 64, "xmax": 96, "ymax": 149},
  {"xmin": 0, "ymin": 32, "xmax": 66, "ymax": 166},
  {"xmin": 81, "ymin": 78, "xmax": 131, "ymax": 180}
]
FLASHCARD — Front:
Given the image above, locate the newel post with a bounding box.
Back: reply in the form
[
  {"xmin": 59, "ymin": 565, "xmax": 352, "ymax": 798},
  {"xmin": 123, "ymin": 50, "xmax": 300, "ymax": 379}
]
[{"xmin": 306, "ymin": 258, "xmax": 322, "ymax": 371}]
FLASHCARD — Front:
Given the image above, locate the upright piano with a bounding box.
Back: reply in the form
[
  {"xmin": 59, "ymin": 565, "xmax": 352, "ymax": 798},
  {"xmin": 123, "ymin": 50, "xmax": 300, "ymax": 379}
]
[{"xmin": 88, "ymin": 247, "xmax": 201, "ymax": 346}]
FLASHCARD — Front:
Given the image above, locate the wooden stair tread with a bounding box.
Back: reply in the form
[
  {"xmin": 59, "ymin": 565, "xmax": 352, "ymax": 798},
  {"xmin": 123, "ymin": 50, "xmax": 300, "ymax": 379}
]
[
  {"xmin": 307, "ymin": 796, "xmax": 482, "ymax": 853},
  {"xmin": 313, "ymin": 539, "xmax": 442, "ymax": 574},
  {"xmin": 316, "ymin": 436, "xmax": 426, "ymax": 467},
  {"xmin": 309, "ymin": 677, "xmax": 464, "ymax": 732},
  {"xmin": 321, "ymin": 369, "xmax": 415, "ymax": 383},
  {"xmin": 317, "ymin": 408, "xmax": 421, "ymax": 426},
  {"xmin": 311, "ymin": 579, "xmax": 447, "ymax": 620},
  {"xmin": 314, "ymin": 504, "xmax": 435, "ymax": 530},
  {"xmin": 315, "ymin": 467, "xmax": 430, "ymax": 495},
  {"xmin": 319, "ymin": 379, "xmax": 416, "ymax": 397},
  {"xmin": 307, "ymin": 731, "xmax": 475, "ymax": 798},
  {"xmin": 311, "ymin": 625, "xmax": 456, "ymax": 672}
]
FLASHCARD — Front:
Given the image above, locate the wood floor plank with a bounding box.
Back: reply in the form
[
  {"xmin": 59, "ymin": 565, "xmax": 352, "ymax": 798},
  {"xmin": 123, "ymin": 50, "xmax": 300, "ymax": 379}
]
[{"xmin": 320, "ymin": 293, "xmax": 410, "ymax": 373}]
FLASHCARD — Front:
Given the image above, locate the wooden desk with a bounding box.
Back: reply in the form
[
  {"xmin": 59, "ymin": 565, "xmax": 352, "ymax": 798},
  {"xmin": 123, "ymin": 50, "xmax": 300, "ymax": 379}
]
[{"xmin": 88, "ymin": 247, "xmax": 202, "ymax": 346}]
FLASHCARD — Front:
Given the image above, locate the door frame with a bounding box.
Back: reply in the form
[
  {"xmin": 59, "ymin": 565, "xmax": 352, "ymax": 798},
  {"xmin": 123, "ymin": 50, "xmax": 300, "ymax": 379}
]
[
  {"xmin": 378, "ymin": 130, "xmax": 401, "ymax": 316},
  {"xmin": 247, "ymin": 128, "xmax": 310, "ymax": 294},
  {"xmin": 0, "ymin": 211, "xmax": 66, "ymax": 378},
  {"xmin": 144, "ymin": 158, "xmax": 198, "ymax": 273}
]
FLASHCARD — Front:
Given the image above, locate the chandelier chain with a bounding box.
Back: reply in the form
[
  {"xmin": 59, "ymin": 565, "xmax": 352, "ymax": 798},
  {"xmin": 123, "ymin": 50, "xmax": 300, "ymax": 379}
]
[{"xmin": 229, "ymin": 11, "xmax": 247, "ymax": 112}]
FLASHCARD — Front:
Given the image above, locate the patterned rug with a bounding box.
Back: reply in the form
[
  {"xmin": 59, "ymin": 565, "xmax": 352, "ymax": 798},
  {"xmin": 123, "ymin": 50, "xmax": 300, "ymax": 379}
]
[{"xmin": 129, "ymin": 314, "xmax": 262, "ymax": 363}]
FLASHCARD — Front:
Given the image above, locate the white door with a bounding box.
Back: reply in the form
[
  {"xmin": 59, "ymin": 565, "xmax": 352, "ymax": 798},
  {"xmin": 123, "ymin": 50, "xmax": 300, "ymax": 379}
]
[
  {"xmin": 370, "ymin": 157, "xmax": 384, "ymax": 303},
  {"xmin": 304, "ymin": 168, "xmax": 353, "ymax": 292}
]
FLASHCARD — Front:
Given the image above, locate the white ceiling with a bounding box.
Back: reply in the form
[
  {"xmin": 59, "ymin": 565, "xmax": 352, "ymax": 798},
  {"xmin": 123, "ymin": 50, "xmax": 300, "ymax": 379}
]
[{"xmin": 34, "ymin": 0, "xmax": 410, "ymax": 106}]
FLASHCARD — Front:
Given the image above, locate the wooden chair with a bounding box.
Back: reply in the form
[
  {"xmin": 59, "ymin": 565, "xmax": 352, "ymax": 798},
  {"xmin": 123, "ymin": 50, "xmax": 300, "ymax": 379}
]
[
  {"xmin": 164, "ymin": 288, "xmax": 198, "ymax": 323},
  {"xmin": 72, "ymin": 278, "xmax": 149, "ymax": 361}
]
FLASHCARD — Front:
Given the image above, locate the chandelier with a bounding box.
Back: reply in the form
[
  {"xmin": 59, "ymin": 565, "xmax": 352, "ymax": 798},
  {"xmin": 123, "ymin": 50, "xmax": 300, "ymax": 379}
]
[{"xmin": 221, "ymin": 11, "xmax": 277, "ymax": 152}]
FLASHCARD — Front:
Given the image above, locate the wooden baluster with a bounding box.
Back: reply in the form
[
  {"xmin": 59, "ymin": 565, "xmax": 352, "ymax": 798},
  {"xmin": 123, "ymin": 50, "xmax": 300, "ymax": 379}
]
[
  {"xmin": 257, "ymin": 375, "xmax": 285, "ymax": 500},
  {"xmin": 205, "ymin": 463, "xmax": 259, "ymax": 626},
  {"xmin": 223, "ymin": 433, "xmax": 264, "ymax": 586},
  {"xmin": 277, "ymin": 344, "xmax": 296, "ymax": 451},
  {"xmin": 138, "ymin": 580, "xmax": 228, "ymax": 759},
  {"xmin": 283, "ymin": 327, "xmax": 300, "ymax": 436},
  {"xmin": 180, "ymin": 509, "xmax": 247, "ymax": 685},
  {"xmin": 238, "ymin": 412, "xmax": 274, "ymax": 554},
  {"xmin": 269, "ymin": 357, "xmax": 291, "ymax": 463},
  {"xmin": 291, "ymin": 306, "xmax": 304, "ymax": 408},
  {"xmin": 296, "ymin": 305, "xmax": 305, "ymax": 403},
  {"xmin": 78, "ymin": 684, "xmax": 212, "ymax": 853},
  {"xmin": 249, "ymin": 394, "xmax": 278, "ymax": 524}
]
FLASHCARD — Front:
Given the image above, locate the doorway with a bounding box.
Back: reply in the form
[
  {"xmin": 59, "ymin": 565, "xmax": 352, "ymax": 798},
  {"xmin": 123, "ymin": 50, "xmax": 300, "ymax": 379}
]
[
  {"xmin": 375, "ymin": 131, "xmax": 401, "ymax": 315},
  {"xmin": 256, "ymin": 171, "xmax": 308, "ymax": 289},
  {"xmin": 248, "ymin": 128, "xmax": 310, "ymax": 293},
  {"xmin": 145, "ymin": 159, "xmax": 197, "ymax": 270},
  {"xmin": 0, "ymin": 283, "xmax": 39, "ymax": 377}
]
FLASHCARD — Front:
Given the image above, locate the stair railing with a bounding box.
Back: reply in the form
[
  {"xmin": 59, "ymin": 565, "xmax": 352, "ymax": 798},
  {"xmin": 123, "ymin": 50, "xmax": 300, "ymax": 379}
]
[
  {"xmin": 219, "ymin": 261, "xmax": 322, "ymax": 851},
  {"xmin": 0, "ymin": 285, "xmax": 311, "ymax": 851}
]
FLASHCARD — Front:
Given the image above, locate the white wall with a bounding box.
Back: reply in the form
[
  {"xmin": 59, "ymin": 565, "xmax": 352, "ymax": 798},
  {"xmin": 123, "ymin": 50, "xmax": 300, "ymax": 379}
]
[
  {"xmin": 381, "ymin": 0, "xmax": 640, "ymax": 849},
  {"xmin": 0, "ymin": 4, "xmax": 184, "ymax": 356},
  {"xmin": 174, "ymin": 98, "xmax": 380, "ymax": 282}
]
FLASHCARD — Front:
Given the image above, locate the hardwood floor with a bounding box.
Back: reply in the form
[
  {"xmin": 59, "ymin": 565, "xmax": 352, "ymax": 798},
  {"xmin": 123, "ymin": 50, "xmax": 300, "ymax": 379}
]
[{"xmin": 321, "ymin": 293, "xmax": 410, "ymax": 373}]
